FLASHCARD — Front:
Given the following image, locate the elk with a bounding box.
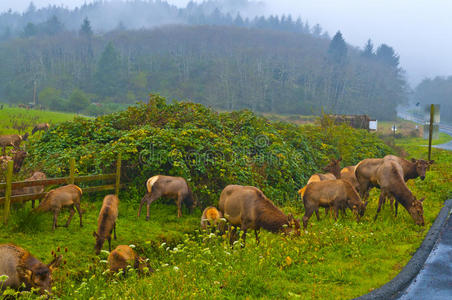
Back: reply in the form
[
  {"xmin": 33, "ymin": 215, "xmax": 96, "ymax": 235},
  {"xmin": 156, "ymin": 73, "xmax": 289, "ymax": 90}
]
[
  {"xmin": 0, "ymin": 133, "xmax": 29, "ymax": 156},
  {"xmin": 219, "ymin": 185, "xmax": 300, "ymax": 246},
  {"xmin": 373, "ymin": 160, "xmax": 425, "ymax": 225},
  {"xmin": 297, "ymin": 157, "xmax": 342, "ymax": 198},
  {"xmin": 36, "ymin": 184, "xmax": 83, "ymax": 231},
  {"xmin": 0, "ymin": 244, "xmax": 62, "ymax": 294},
  {"xmin": 31, "ymin": 123, "xmax": 50, "ymax": 135},
  {"xmin": 108, "ymin": 245, "xmax": 151, "ymax": 273},
  {"xmin": 302, "ymin": 179, "xmax": 367, "ymax": 229},
  {"xmin": 340, "ymin": 165, "xmax": 360, "ymax": 192},
  {"xmin": 93, "ymin": 195, "xmax": 119, "ymax": 254},
  {"xmin": 0, "ymin": 150, "xmax": 27, "ymax": 175},
  {"xmin": 138, "ymin": 175, "xmax": 196, "ymax": 220},
  {"xmin": 13, "ymin": 171, "xmax": 46, "ymax": 208},
  {"xmin": 200, "ymin": 206, "xmax": 226, "ymax": 232}
]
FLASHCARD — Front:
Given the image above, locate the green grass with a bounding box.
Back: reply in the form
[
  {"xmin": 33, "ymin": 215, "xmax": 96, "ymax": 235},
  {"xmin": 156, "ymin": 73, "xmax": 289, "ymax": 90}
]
[
  {"xmin": 0, "ymin": 106, "xmax": 79, "ymax": 135},
  {"xmin": 0, "ymin": 137, "xmax": 451, "ymax": 299}
]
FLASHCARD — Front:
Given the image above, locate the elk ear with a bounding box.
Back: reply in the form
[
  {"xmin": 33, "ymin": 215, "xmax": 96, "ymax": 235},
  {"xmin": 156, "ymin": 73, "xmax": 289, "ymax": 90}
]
[
  {"xmin": 48, "ymin": 255, "xmax": 62, "ymax": 271},
  {"xmin": 411, "ymin": 158, "xmax": 417, "ymax": 163}
]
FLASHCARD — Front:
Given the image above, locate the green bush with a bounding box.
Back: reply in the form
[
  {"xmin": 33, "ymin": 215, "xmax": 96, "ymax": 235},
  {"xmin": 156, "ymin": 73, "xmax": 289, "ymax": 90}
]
[{"xmin": 25, "ymin": 95, "xmax": 391, "ymax": 206}]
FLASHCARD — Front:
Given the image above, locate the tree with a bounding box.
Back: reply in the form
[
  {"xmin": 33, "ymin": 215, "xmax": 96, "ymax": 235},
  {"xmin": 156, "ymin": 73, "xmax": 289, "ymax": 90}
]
[
  {"xmin": 328, "ymin": 31, "xmax": 347, "ymax": 64},
  {"xmin": 312, "ymin": 24, "xmax": 322, "ymax": 37},
  {"xmin": 95, "ymin": 42, "xmax": 123, "ymax": 98},
  {"xmin": 79, "ymin": 17, "xmax": 93, "ymax": 38},
  {"xmin": 361, "ymin": 39, "xmax": 374, "ymax": 58},
  {"xmin": 68, "ymin": 89, "xmax": 90, "ymax": 112},
  {"xmin": 38, "ymin": 87, "xmax": 61, "ymax": 109},
  {"xmin": 23, "ymin": 22, "xmax": 37, "ymax": 37},
  {"xmin": 376, "ymin": 44, "xmax": 399, "ymax": 68},
  {"xmin": 42, "ymin": 15, "xmax": 65, "ymax": 36}
]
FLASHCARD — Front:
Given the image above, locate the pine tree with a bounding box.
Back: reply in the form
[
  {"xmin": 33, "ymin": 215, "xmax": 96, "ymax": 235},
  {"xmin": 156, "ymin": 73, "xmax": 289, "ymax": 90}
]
[
  {"xmin": 362, "ymin": 39, "xmax": 374, "ymax": 58},
  {"xmin": 23, "ymin": 22, "xmax": 37, "ymax": 37},
  {"xmin": 328, "ymin": 31, "xmax": 347, "ymax": 64},
  {"xmin": 95, "ymin": 42, "xmax": 123, "ymax": 98},
  {"xmin": 42, "ymin": 15, "xmax": 64, "ymax": 36},
  {"xmin": 79, "ymin": 17, "xmax": 93, "ymax": 38},
  {"xmin": 376, "ymin": 44, "xmax": 399, "ymax": 68}
]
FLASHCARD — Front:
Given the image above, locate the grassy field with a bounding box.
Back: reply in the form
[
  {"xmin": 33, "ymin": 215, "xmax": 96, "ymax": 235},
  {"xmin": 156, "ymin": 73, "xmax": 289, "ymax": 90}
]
[
  {"xmin": 0, "ymin": 106, "xmax": 78, "ymax": 135},
  {"xmin": 0, "ymin": 133, "xmax": 451, "ymax": 299}
]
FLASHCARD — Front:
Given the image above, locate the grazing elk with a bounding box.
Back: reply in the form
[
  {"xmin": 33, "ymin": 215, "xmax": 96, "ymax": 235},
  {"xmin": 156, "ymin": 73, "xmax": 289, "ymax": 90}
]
[
  {"xmin": 138, "ymin": 175, "xmax": 196, "ymax": 220},
  {"xmin": 13, "ymin": 171, "xmax": 46, "ymax": 208},
  {"xmin": 200, "ymin": 206, "xmax": 226, "ymax": 232},
  {"xmin": 219, "ymin": 185, "xmax": 300, "ymax": 246},
  {"xmin": 373, "ymin": 160, "xmax": 425, "ymax": 225},
  {"xmin": 36, "ymin": 184, "xmax": 83, "ymax": 231},
  {"xmin": 340, "ymin": 165, "xmax": 360, "ymax": 192},
  {"xmin": 108, "ymin": 245, "xmax": 151, "ymax": 273},
  {"xmin": 0, "ymin": 133, "xmax": 29, "ymax": 156},
  {"xmin": 93, "ymin": 195, "xmax": 119, "ymax": 254},
  {"xmin": 302, "ymin": 179, "xmax": 367, "ymax": 229},
  {"xmin": 0, "ymin": 150, "xmax": 27, "ymax": 175},
  {"xmin": 0, "ymin": 244, "xmax": 62, "ymax": 294},
  {"xmin": 31, "ymin": 123, "xmax": 50, "ymax": 135},
  {"xmin": 298, "ymin": 157, "xmax": 342, "ymax": 197}
]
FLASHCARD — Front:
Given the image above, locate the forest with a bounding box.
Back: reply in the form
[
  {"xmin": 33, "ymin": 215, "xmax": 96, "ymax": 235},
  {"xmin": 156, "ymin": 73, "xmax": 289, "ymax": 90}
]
[
  {"xmin": 0, "ymin": 1, "xmax": 407, "ymax": 119},
  {"xmin": 415, "ymin": 76, "xmax": 452, "ymax": 123}
]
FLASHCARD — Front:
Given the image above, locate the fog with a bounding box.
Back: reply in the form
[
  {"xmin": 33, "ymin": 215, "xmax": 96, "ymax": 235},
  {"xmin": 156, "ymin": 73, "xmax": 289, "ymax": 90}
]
[{"xmin": 1, "ymin": 0, "xmax": 451, "ymax": 86}]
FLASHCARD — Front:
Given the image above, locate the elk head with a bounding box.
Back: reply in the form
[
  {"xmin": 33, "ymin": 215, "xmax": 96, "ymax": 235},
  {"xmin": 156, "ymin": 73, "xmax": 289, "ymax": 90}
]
[
  {"xmin": 408, "ymin": 197, "xmax": 425, "ymax": 226},
  {"xmin": 285, "ymin": 213, "xmax": 301, "ymax": 236},
  {"xmin": 411, "ymin": 158, "xmax": 434, "ymax": 180}
]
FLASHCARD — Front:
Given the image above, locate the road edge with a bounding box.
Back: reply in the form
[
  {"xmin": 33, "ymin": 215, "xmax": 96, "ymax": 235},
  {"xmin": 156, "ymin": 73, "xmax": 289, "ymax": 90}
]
[{"xmin": 354, "ymin": 199, "xmax": 452, "ymax": 300}]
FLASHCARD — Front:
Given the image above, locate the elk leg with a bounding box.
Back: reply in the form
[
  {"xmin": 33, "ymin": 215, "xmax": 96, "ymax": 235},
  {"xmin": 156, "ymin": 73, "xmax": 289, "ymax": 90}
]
[
  {"xmin": 333, "ymin": 205, "xmax": 339, "ymax": 221},
  {"xmin": 75, "ymin": 203, "xmax": 83, "ymax": 227},
  {"xmin": 64, "ymin": 205, "xmax": 76, "ymax": 227},
  {"xmin": 145, "ymin": 193, "xmax": 159, "ymax": 221},
  {"xmin": 137, "ymin": 193, "xmax": 149, "ymax": 218},
  {"xmin": 395, "ymin": 201, "xmax": 399, "ymax": 217},
  {"xmin": 108, "ymin": 236, "xmax": 112, "ymax": 252},
  {"xmin": 228, "ymin": 224, "xmax": 237, "ymax": 245},
  {"xmin": 113, "ymin": 222, "xmax": 117, "ymax": 240},
  {"xmin": 302, "ymin": 207, "xmax": 315, "ymax": 229},
  {"xmin": 52, "ymin": 209, "xmax": 60, "ymax": 231},
  {"xmin": 325, "ymin": 207, "xmax": 329, "ymax": 216},
  {"xmin": 177, "ymin": 194, "xmax": 183, "ymax": 218},
  {"xmin": 254, "ymin": 228, "xmax": 260, "ymax": 245},
  {"xmin": 374, "ymin": 192, "xmax": 385, "ymax": 221},
  {"xmin": 240, "ymin": 227, "xmax": 247, "ymax": 248},
  {"xmin": 315, "ymin": 209, "xmax": 320, "ymax": 221}
]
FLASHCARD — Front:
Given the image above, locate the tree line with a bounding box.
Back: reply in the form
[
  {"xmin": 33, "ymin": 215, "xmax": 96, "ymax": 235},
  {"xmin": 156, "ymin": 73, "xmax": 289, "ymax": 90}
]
[{"xmin": 415, "ymin": 77, "xmax": 452, "ymax": 123}]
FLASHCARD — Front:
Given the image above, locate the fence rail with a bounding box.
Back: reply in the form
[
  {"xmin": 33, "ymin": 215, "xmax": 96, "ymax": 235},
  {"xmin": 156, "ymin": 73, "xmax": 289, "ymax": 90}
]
[{"xmin": 0, "ymin": 153, "xmax": 122, "ymax": 224}]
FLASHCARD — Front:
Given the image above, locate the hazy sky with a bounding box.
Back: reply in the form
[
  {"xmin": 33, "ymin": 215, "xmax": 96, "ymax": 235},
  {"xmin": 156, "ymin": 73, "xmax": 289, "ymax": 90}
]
[{"xmin": 1, "ymin": 0, "xmax": 451, "ymax": 86}]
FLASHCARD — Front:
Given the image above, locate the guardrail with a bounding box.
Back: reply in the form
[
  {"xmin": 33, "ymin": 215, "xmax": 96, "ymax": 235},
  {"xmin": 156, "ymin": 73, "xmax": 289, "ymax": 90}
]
[{"xmin": 0, "ymin": 153, "xmax": 122, "ymax": 224}]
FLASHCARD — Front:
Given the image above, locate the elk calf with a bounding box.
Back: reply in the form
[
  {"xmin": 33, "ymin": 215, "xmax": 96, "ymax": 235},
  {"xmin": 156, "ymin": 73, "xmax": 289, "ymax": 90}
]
[
  {"xmin": 93, "ymin": 195, "xmax": 119, "ymax": 254},
  {"xmin": 200, "ymin": 206, "xmax": 226, "ymax": 232},
  {"xmin": 36, "ymin": 184, "xmax": 83, "ymax": 231},
  {"xmin": 138, "ymin": 175, "xmax": 196, "ymax": 220},
  {"xmin": 219, "ymin": 185, "xmax": 300, "ymax": 246},
  {"xmin": 31, "ymin": 123, "xmax": 50, "ymax": 135},
  {"xmin": 0, "ymin": 244, "xmax": 61, "ymax": 294},
  {"xmin": 302, "ymin": 179, "xmax": 367, "ymax": 229},
  {"xmin": 108, "ymin": 245, "xmax": 151, "ymax": 273}
]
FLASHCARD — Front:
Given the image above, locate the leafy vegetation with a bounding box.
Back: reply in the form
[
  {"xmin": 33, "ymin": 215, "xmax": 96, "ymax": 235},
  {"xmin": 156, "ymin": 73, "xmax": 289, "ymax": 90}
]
[{"xmin": 1, "ymin": 99, "xmax": 451, "ymax": 299}]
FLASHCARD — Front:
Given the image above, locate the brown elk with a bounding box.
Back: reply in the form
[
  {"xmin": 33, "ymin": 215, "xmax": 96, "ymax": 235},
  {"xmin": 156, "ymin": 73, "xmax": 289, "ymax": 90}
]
[
  {"xmin": 31, "ymin": 123, "xmax": 50, "ymax": 135},
  {"xmin": 0, "ymin": 244, "xmax": 62, "ymax": 294},
  {"xmin": 297, "ymin": 157, "xmax": 342, "ymax": 197},
  {"xmin": 373, "ymin": 160, "xmax": 425, "ymax": 225},
  {"xmin": 340, "ymin": 166, "xmax": 360, "ymax": 192},
  {"xmin": 138, "ymin": 175, "xmax": 196, "ymax": 220},
  {"xmin": 0, "ymin": 133, "xmax": 29, "ymax": 156},
  {"xmin": 219, "ymin": 185, "xmax": 300, "ymax": 246},
  {"xmin": 302, "ymin": 179, "xmax": 367, "ymax": 229},
  {"xmin": 108, "ymin": 245, "xmax": 151, "ymax": 273},
  {"xmin": 36, "ymin": 184, "xmax": 83, "ymax": 231},
  {"xmin": 93, "ymin": 195, "xmax": 119, "ymax": 254},
  {"xmin": 0, "ymin": 150, "xmax": 27, "ymax": 175},
  {"xmin": 200, "ymin": 206, "xmax": 226, "ymax": 232},
  {"xmin": 12, "ymin": 171, "xmax": 46, "ymax": 208}
]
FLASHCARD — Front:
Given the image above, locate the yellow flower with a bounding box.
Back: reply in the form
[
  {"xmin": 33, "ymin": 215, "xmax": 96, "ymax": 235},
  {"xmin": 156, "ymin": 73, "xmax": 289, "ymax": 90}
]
[{"xmin": 285, "ymin": 256, "xmax": 293, "ymax": 266}]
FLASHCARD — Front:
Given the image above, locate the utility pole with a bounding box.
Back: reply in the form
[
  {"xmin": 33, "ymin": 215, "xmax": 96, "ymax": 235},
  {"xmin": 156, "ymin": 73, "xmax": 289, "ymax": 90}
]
[
  {"xmin": 428, "ymin": 104, "xmax": 434, "ymax": 161},
  {"xmin": 33, "ymin": 80, "xmax": 37, "ymax": 106}
]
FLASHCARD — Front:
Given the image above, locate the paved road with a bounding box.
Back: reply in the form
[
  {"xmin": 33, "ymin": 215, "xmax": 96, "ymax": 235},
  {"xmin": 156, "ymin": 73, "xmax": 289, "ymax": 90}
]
[{"xmin": 398, "ymin": 211, "xmax": 452, "ymax": 299}]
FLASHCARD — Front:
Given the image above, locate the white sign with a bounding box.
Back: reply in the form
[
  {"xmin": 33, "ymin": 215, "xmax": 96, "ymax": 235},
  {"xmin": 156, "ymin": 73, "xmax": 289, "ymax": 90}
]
[{"xmin": 369, "ymin": 120, "xmax": 378, "ymax": 131}]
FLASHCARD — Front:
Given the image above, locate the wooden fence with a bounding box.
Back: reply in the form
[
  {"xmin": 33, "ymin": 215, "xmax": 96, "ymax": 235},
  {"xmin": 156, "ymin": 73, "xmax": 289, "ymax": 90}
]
[{"xmin": 0, "ymin": 153, "xmax": 122, "ymax": 224}]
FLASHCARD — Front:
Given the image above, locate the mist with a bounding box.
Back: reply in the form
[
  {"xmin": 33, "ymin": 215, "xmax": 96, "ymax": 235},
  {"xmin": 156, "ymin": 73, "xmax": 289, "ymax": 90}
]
[{"xmin": 1, "ymin": 0, "xmax": 451, "ymax": 86}]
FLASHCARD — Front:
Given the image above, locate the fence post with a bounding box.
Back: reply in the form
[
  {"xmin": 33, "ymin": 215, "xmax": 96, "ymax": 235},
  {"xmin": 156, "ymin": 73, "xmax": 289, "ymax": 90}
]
[
  {"xmin": 3, "ymin": 160, "xmax": 13, "ymax": 224},
  {"xmin": 69, "ymin": 158, "xmax": 75, "ymax": 184},
  {"xmin": 115, "ymin": 153, "xmax": 121, "ymax": 196}
]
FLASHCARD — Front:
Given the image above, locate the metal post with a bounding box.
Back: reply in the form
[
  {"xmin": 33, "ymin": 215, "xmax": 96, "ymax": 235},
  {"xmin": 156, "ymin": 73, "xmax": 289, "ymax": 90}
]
[
  {"xmin": 3, "ymin": 160, "xmax": 13, "ymax": 224},
  {"xmin": 428, "ymin": 104, "xmax": 434, "ymax": 161},
  {"xmin": 115, "ymin": 153, "xmax": 121, "ymax": 196},
  {"xmin": 69, "ymin": 158, "xmax": 75, "ymax": 184}
]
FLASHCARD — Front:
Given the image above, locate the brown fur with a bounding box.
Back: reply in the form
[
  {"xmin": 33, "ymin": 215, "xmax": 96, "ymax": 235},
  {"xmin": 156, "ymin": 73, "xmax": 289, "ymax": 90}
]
[
  {"xmin": 36, "ymin": 184, "xmax": 83, "ymax": 231},
  {"xmin": 93, "ymin": 195, "xmax": 119, "ymax": 254},
  {"xmin": 0, "ymin": 244, "xmax": 61, "ymax": 294},
  {"xmin": 200, "ymin": 206, "xmax": 225, "ymax": 232},
  {"xmin": 302, "ymin": 179, "xmax": 367, "ymax": 229},
  {"xmin": 374, "ymin": 160, "xmax": 425, "ymax": 225},
  {"xmin": 219, "ymin": 185, "xmax": 300, "ymax": 246},
  {"xmin": 0, "ymin": 150, "xmax": 27, "ymax": 174},
  {"xmin": 12, "ymin": 171, "xmax": 46, "ymax": 208},
  {"xmin": 298, "ymin": 157, "xmax": 342, "ymax": 197},
  {"xmin": 108, "ymin": 245, "xmax": 151, "ymax": 273},
  {"xmin": 138, "ymin": 175, "xmax": 196, "ymax": 220},
  {"xmin": 0, "ymin": 133, "xmax": 28, "ymax": 156},
  {"xmin": 340, "ymin": 166, "xmax": 360, "ymax": 192},
  {"xmin": 31, "ymin": 123, "xmax": 50, "ymax": 135}
]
